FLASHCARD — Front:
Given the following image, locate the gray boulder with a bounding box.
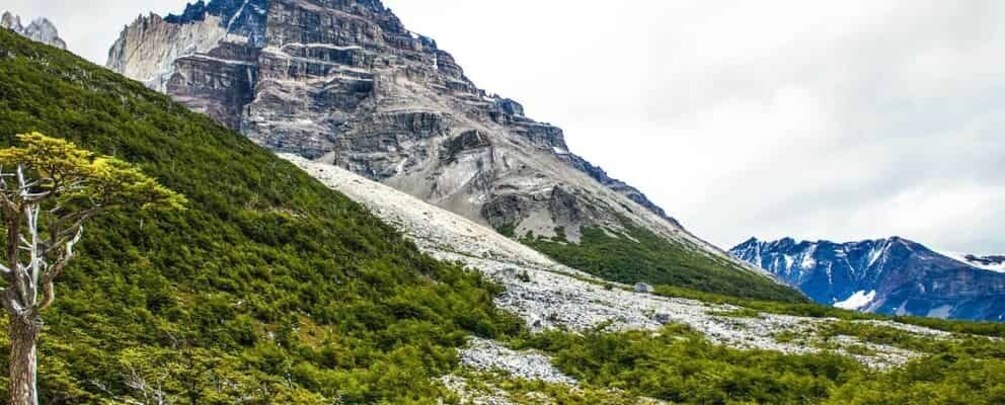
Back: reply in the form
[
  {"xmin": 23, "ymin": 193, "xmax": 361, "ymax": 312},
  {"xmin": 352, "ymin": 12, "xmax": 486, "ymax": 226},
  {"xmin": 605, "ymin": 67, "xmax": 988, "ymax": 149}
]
[{"xmin": 634, "ymin": 283, "xmax": 655, "ymax": 294}]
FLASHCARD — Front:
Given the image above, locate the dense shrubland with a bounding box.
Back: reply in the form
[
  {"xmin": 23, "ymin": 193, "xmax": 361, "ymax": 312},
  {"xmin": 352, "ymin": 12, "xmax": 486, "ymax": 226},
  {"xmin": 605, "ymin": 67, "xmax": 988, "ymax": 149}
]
[
  {"xmin": 0, "ymin": 30, "xmax": 522, "ymax": 403},
  {"xmin": 513, "ymin": 323, "xmax": 1005, "ymax": 404}
]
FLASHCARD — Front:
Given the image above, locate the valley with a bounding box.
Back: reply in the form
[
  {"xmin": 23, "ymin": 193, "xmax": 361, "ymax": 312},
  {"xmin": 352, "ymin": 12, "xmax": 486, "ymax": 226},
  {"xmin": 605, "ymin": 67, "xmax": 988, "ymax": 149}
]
[{"xmin": 0, "ymin": 1, "xmax": 1002, "ymax": 403}]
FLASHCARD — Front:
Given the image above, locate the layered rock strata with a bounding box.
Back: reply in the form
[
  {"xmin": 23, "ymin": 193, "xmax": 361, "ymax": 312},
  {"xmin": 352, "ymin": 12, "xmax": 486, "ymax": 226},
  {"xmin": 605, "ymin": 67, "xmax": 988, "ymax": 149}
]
[{"xmin": 108, "ymin": 0, "xmax": 758, "ymax": 279}]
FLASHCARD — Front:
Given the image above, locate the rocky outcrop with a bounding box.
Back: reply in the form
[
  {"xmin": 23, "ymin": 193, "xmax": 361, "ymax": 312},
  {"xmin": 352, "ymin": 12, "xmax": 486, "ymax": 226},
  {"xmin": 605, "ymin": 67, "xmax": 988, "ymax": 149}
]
[
  {"xmin": 731, "ymin": 237, "xmax": 1005, "ymax": 321},
  {"xmin": 1, "ymin": 12, "xmax": 67, "ymax": 50},
  {"xmin": 106, "ymin": 6, "xmax": 262, "ymax": 128},
  {"xmin": 107, "ymin": 0, "xmax": 751, "ymax": 279},
  {"xmin": 968, "ymin": 255, "xmax": 1005, "ymax": 267}
]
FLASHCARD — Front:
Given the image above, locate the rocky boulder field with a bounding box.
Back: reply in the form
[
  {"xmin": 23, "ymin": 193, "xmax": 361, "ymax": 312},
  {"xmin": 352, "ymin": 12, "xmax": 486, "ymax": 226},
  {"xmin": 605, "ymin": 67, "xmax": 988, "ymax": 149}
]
[{"xmin": 284, "ymin": 154, "xmax": 969, "ymax": 401}]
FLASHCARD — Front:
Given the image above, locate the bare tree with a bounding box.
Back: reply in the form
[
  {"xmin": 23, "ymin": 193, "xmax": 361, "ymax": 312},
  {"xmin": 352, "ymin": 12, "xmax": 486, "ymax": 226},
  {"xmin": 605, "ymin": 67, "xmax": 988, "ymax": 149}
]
[{"xmin": 0, "ymin": 133, "xmax": 185, "ymax": 405}]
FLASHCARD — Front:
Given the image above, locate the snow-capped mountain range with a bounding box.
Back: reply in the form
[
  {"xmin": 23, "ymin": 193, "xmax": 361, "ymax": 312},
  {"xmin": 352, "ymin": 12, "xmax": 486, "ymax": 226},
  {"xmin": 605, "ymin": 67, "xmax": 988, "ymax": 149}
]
[{"xmin": 731, "ymin": 237, "xmax": 1005, "ymax": 321}]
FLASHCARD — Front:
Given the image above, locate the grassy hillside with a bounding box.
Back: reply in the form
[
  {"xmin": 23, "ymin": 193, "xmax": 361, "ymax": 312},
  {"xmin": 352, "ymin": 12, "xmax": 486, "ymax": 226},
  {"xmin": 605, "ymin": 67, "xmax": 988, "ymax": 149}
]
[
  {"xmin": 523, "ymin": 224, "xmax": 807, "ymax": 303},
  {"xmin": 0, "ymin": 30, "xmax": 521, "ymax": 403}
]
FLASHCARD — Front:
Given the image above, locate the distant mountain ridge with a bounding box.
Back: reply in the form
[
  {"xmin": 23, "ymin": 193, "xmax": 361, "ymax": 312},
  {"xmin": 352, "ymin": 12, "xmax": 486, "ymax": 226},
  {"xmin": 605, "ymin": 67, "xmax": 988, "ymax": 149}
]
[
  {"xmin": 731, "ymin": 237, "xmax": 1005, "ymax": 321},
  {"xmin": 1, "ymin": 11, "xmax": 66, "ymax": 50}
]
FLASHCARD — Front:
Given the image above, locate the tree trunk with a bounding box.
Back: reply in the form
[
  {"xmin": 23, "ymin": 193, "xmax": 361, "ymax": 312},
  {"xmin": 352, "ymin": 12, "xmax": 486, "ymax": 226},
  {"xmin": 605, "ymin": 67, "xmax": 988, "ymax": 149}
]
[{"xmin": 8, "ymin": 313, "xmax": 41, "ymax": 405}]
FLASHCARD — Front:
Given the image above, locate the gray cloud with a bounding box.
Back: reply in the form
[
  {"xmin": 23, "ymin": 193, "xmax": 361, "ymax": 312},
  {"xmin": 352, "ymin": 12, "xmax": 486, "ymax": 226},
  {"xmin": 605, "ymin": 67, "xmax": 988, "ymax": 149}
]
[{"xmin": 7, "ymin": 0, "xmax": 1004, "ymax": 253}]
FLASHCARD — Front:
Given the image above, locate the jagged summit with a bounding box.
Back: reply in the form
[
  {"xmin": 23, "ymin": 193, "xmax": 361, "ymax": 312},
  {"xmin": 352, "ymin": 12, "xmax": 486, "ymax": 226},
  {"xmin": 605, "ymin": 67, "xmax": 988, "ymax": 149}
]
[
  {"xmin": 106, "ymin": 0, "xmax": 791, "ymax": 300},
  {"xmin": 731, "ymin": 237, "xmax": 1005, "ymax": 321},
  {"xmin": 1, "ymin": 11, "xmax": 19, "ymax": 31},
  {"xmin": 1, "ymin": 11, "xmax": 66, "ymax": 50},
  {"xmin": 163, "ymin": 0, "xmax": 270, "ymax": 46},
  {"xmin": 106, "ymin": 0, "xmax": 695, "ymax": 235},
  {"xmin": 104, "ymin": 0, "xmax": 683, "ymax": 230}
]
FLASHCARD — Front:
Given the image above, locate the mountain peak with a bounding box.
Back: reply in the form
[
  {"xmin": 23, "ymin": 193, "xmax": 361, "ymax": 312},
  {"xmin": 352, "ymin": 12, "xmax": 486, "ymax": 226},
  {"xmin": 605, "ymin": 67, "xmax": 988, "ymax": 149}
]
[
  {"xmin": 106, "ymin": 0, "xmax": 795, "ymax": 302},
  {"xmin": 1, "ymin": 11, "xmax": 22, "ymax": 32},
  {"xmin": 105, "ymin": 0, "xmax": 698, "ymax": 235},
  {"xmin": 1, "ymin": 11, "xmax": 66, "ymax": 50}
]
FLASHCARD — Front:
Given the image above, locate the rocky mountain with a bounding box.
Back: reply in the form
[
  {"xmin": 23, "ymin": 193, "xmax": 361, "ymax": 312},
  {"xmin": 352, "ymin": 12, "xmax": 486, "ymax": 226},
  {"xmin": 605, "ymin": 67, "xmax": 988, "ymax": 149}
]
[
  {"xmin": 105, "ymin": 0, "xmax": 789, "ymax": 299},
  {"xmin": 1, "ymin": 11, "xmax": 66, "ymax": 50},
  {"xmin": 731, "ymin": 237, "xmax": 1005, "ymax": 321},
  {"xmin": 6, "ymin": 19, "xmax": 1004, "ymax": 405}
]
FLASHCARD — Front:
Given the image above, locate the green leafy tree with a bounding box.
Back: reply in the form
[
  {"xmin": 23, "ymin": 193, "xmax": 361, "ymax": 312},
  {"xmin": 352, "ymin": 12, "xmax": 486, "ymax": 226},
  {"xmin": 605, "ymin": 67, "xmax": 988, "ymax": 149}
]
[{"xmin": 0, "ymin": 133, "xmax": 184, "ymax": 405}]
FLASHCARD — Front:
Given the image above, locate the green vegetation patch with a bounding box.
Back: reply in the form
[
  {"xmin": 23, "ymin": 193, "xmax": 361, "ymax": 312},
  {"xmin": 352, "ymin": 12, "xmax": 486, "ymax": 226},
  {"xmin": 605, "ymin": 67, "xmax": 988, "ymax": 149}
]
[
  {"xmin": 655, "ymin": 285, "xmax": 1005, "ymax": 338},
  {"xmin": 523, "ymin": 224, "xmax": 806, "ymax": 303},
  {"xmin": 514, "ymin": 324, "xmax": 1005, "ymax": 404},
  {"xmin": 0, "ymin": 30, "xmax": 522, "ymax": 403}
]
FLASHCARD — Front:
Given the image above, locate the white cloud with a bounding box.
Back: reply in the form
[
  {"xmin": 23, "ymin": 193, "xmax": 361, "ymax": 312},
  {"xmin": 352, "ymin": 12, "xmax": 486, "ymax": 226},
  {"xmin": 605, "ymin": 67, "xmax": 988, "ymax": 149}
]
[{"xmin": 6, "ymin": 0, "xmax": 1003, "ymax": 254}]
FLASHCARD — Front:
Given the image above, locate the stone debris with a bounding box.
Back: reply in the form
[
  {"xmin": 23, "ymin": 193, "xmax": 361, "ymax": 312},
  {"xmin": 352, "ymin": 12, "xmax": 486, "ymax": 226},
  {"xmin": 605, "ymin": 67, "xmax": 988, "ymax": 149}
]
[
  {"xmin": 286, "ymin": 154, "xmax": 950, "ymax": 373},
  {"xmin": 830, "ymin": 335, "xmax": 921, "ymax": 367},
  {"xmin": 634, "ymin": 282, "xmax": 655, "ymax": 293},
  {"xmin": 460, "ymin": 338, "xmax": 576, "ymax": 385}
]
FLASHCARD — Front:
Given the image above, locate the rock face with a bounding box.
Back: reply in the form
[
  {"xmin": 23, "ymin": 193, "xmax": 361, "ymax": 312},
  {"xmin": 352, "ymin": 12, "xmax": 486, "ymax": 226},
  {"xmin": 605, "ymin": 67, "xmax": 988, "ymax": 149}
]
[
  {"xmin": 107, "ymin": 0, "xmax": 754, "ymax": 280},
  {"xmin": 1, "ymin": 12, "xmax": 67, "ymax": 50},
  {"xmin": 731, "ymin": 237, "xmax": 1005, "ymax": 321}
]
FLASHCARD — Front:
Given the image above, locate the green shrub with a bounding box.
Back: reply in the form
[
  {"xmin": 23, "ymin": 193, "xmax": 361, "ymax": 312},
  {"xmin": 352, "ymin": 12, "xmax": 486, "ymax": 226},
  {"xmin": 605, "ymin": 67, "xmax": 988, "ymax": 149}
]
[
  {"xmin": 524, "ymin": 225, "xmax": 806, "ymax": 302},
  {"xmin": 515, "ymin": 324, "xmax": 1005, "ymax": 405}
]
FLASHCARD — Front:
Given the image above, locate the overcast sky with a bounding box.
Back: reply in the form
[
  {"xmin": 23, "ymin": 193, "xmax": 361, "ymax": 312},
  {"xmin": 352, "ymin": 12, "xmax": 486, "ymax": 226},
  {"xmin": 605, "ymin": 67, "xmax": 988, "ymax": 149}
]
[{"xmin": 7, "ymin": 1, "xmax": 1004, "ymax": 254}]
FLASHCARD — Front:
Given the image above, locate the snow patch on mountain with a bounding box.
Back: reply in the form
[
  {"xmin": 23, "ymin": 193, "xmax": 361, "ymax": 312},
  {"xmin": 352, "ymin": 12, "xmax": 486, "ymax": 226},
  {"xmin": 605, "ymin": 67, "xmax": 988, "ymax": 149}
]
[
  {"xmin": 834, "ymin": 290, "xmax": 876, "ymax": 310},
  {"xmin": 940, "ymin": 251, "xmax": 1005, "ymax": 273},
  {"xmin": 867, "ymin": 240, "xmax": 888, "ymax": 268}
]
